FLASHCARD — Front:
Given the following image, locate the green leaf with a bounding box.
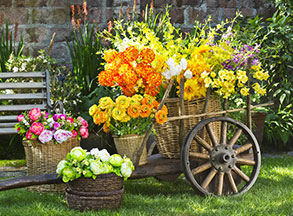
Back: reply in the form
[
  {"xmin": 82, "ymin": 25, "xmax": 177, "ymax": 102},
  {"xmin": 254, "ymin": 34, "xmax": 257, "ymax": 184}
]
[{"xmin": 279, "ymin": 93, "xmax": 286, "ymax": 104}]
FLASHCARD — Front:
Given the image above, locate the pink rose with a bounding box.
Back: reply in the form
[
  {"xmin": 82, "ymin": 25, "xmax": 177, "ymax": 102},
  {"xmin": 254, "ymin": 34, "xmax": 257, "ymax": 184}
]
[
  {"xmin": 71, "ymin": 130, "xmax": 78, "ymax": 137},
  {"xmin": 30, "ymin": 122, "xmax": 44, "ymax": 135},
  {"xmin": 38, "ymin": 130, "xmax": 53, "ymax": 144},
  {"xmin": 79, "ymin": 126, "xmax": 88, "ymax": 139},
  {"xmin": 26, "ymin": 131, "xmax": 33, "ymax": 140},
  {"xmin": 29, "ymin": 108, "xmax": 41, "ymax": 121},
  {"xmin": 67, "ymin": 117, "xmax": 74, "ymax": 123},
  {"xmin": 81, "ymin": 119, "xmax": 88, "ymax": 127},
  {"xmin": 17, "ymin": 115, "xmax": 25, "ymax": 122},
  {"xmin": 17, "ymin": 127, "xmax": 20, "ymax": 132}
]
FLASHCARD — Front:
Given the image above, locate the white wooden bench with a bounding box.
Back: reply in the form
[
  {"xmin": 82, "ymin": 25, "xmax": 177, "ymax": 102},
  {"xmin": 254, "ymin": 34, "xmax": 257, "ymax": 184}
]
[{"xmin": 0, "ymin": 71, "xmax": 53, "ymax": 135}]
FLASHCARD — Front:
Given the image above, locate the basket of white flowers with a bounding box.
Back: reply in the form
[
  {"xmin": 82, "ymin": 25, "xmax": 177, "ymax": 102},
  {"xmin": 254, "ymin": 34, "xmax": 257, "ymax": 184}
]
[{"xmin": 56, "ymin": 147, "xmax": 134, "ymax": 211}]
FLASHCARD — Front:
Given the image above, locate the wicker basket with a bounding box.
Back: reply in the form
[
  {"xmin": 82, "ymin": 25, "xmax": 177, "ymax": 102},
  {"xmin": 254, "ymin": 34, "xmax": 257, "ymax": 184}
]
[
  {"xmin": 22, "ymin": 137, "xmax": 80, "ymax": 192},
  {"xmin": 154, "ymin": 96, "xmax": 221, "ymax": 158},
  {"xmin": 66, "ymin": 174, "xmax": 124, "ymax": 211},
  {"xmin": 113, "ymin": 134, "xmax": 147, "ymax": 166}
]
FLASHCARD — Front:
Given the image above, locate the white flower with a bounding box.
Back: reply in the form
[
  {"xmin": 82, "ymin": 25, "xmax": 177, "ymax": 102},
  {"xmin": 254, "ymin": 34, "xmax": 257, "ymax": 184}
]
[
  {"xmin": 200, "ymin": 71, "xmax": 210, "ymax": 79},
  {"xmin": 109, "ymin": 154, "xmax": 123, "ymax": 167},
  {"xmin": 162, "ymin": 69, "xmax": 172, "ymax": 80},
  {"xmin": 90, "ymin": 148, "xmax": 100, "ymax": 158},
  {"xmin": 90, "ymin": 160, "xmax": 105, "ymax": 175},
  {"xmin": 21, "ymin": 63, "xmax": 27, "ymax": 71},
  {"xmin": 12, "ymin": 67, "xmax": 18, "ymax": 72},
  {"xmin": 166, "ymin": 58, "xmax": 176, "ymax": 71},
  {"xmin": 180, "ymin": 58, "xmax": 187, "ymax": 70},
  {"xmin": 174, "ymin": 65, "xmax": 182, "ymax": 76},
  {"xmin": 184, "ymin": 70, "xmax": 193, "ymax": 79},
  {"xmin": 98, "ymin": 149, "xmax": 110, "ymax": 162},
  {"xmin": 56, "ymin": 160, "xmax": 67, "ymax": 174},
  {"xmin": 70, "ymin": 147, "xmax": 87, "ymax": 161},
  {"xmin": 121, "ymin": 162, "xmax": 133, "ymax": 179}
]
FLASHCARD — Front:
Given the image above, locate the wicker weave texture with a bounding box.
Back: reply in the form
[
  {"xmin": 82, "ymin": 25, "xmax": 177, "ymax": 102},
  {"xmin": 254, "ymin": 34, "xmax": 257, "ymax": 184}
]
[
  {"xmin": 154, "ymin": 96, "xmax": 221, "ymax": 158},
  {"xmin": 23, "ymin": 137, "xmax": 80, "ymax": 192},
  {"xmin": 113, "ymin": 135, "xmax": 147, "ymax": 165},
  {"xmin": 66, "ymin": 174, "xmax": 124, "ymax": 211}
]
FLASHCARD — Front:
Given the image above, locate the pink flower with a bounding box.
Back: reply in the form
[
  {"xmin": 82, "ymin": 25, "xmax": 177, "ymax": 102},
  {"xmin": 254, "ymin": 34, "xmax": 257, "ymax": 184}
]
[
  {"xmin": 17, "ymin": 115, "xmax": 25, "ymax": 122},
  {"xmin": 38, "ymin": 130, "xmax": 53, "ymax": 144},
  {"xmin": 79, "ymin": 126, "xmax": 88, "ymax": 139},
  {"xmin": 29, "ymin": 108, "xmax": 41, "ymax": 121},
  {"xmin": 81, "ymin": 119, "xmax": 88, "ymax": 127},
  {"xmin": 71, "ymin": 130, "xmax": 78, "ymax": 137},
  {"xmin": 67, "ymin": 117, "xmax": 74, "ymax": 123},
  {"xmin": 53, "ymin": 122, "xmax": 61, "ymax": 130},
  {"xmin": 54, "ymin": 130, "xmax": 72, "ymax": 144},
  {"xmin": 26, "ymin": 131, "xmax": 33, "ymax": 140},
  {"xmin": 17, "ymin": 127, "xmax": 20, "ymax": 132},
  {"xmin": 30, "ymin": 122, "xmax": 44, "ymax": 136}
]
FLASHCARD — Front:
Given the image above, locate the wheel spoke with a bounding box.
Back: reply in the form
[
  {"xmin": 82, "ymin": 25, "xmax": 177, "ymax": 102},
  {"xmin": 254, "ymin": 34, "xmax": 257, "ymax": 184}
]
[
  {"xmin": 193, "ymin": 135, "xmax": 213, "ymax": 152},
  {"xmin": 189, "ymin": 152, "xmax": 210, "ymax": 160},
  {"xmin": 192, "ymin": 162, "xmax": 211, "ymax": 175},
  {"xmin": 234, "ymin": 143, "xmax": 253, "ymax": 155},
  {"xmin": 236, "ymin": 157, "xmax": 256, "ymax": 165},
  {"xmin": 233, "ymin": 166, "xmax": 250, "ymax": 182},
  {"xmin": 227, "ymin": 171, "xmax": 238, "ymax": 193},
  {"xmin": 220, "ymin": 121, "xmax": 227, "ymax": 144},
  {"xmin": 206, "ymin": 124, "xmax": 218, "ymax": 147},
  {"xmin": 217, "ymin": 172, "xmax": 224, "ymax": 196},
  {"xmin": 228, "ymin": 128, "xmax": 242, "ymax": 147},
  {"xmin": 201, "ymin": 168, "xmax": 217, "ymax": 189}
]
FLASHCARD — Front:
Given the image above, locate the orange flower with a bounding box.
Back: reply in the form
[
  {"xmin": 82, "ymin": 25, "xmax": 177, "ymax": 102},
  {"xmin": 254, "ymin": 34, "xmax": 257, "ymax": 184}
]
[
  {"xmin": 145, "ymin": 84, "xmax": 160, "ymax": 97},
  {"xmin": 152, "ymin": 100, "xmax": 160, "ymax": 110},
  {"xmin": 140, "ymin": 104, "xmax": 151, "ymax": 118},
  {"xmin": 155, "ymin": 110, "xmax": 168, "ymax": 124},
  {"xmin": 98, "ymin": 70, "xmax": 114, "ymax": 87},
  {"xmin": 122, "ymin": 85, "xmax": 136, "ymax": 97},
  {"xmin": 93, "ymin": 111, "xmax": 106, "ymax": 125},
  {"xmin": 162, "ymin": 105, "xmax": 168, "ymax": 114},
  {"xmin": 127, "ymin": 105, "xmax": 140, "ymax": 118},
  {"xmin": 121, "ymin": 69, "xmax": 139, "ymax": 85},
  {"xmin": 140, "ymin": 48, "xmax": 155, "ymax": 64},
  {"xmin": 104, "ymin": 49, "xmax": 118, "ymax": 63},
  {"xmin": 103, "ymin": 124, "xmax": 110, "ymax": 133},
  {"xmin": 145, "ymin": 72, "xmax": 162, "ymax": 87},
  {"xmin": 136, "ymin": 63, "xmax": 154, "ymax": 79},
  {"xmin": 123, "ymin": 46, "xmax": 139, "ymax": 62}
]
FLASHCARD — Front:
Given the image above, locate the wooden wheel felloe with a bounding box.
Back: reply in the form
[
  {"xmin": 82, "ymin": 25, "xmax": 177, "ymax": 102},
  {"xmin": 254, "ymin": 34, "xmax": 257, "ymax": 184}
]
[{"xmin": 181, "ymin": 116, "xmax": 261, "ymax": 196}]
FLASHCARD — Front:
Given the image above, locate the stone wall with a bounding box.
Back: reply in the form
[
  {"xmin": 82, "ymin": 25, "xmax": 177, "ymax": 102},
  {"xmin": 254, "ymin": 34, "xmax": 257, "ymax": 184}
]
[{"xmin": 0, "ymin": 0, "xmax": 274, "ymax": 62}]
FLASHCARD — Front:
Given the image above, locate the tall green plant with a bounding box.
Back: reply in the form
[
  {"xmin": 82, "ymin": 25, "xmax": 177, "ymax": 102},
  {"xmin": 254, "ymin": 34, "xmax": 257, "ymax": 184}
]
[
  {"xmin": 0, "ymin": 20, "xmax": 23, "ymax": 72},
  {"xmin": 66, "ymin": 24, "xmax": 104, "ymax": 96}
]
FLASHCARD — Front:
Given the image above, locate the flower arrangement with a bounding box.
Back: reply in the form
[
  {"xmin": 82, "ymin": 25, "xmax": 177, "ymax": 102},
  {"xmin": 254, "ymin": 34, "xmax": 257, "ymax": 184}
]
[
  {"xmin": 15, "ymin": 108, "xmax": 89, "ymax": 144},
  {"xmin": 98, "ymin": 46, "xmax": 162, "ymax": 97},
  {"xmin": 89, "ymin": 95, "xmax": 168, "ymax": 135},
  {"xmin": 56, "ymin": 147, "xmax": 134, "ymax": 182}
]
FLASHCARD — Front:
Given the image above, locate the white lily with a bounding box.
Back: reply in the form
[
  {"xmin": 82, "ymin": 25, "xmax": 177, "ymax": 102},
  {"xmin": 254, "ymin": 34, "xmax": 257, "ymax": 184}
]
[
  {"xmin": 180, "ymin": 58, "xmax": 187, "ymax": 70},
  {"xmin": 184, "ymin": 70, "xmax": 193, "ymax": 79}
]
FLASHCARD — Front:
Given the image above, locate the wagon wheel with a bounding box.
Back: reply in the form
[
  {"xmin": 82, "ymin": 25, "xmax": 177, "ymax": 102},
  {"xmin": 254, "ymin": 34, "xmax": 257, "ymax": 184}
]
[{"xmin": 181, "ymin": 116, "xmax": 261, "ymax": 196}]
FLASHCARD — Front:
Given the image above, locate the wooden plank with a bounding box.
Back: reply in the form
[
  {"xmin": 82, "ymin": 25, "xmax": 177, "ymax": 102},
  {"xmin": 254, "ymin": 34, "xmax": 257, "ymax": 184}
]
[
  {"xmin": 0, "ymin": 122, "xmax": 17, "ymax": 128},
  {"xmin": 0, "ymin": 115, "xmax": 18, "ymax": 122},
  {"xmin": 0, "ymin": 104, "xmax": 46, "ymax": 111},
  {"xmin": 0, "ymin": 72, "xmax": 45, "ymax": 78},
  {"xmin": 0, "ymin": 82, "xmax": 46, "ymax": 89},
  {"xmin": 0, "ymin": 93, "xmax": 46, "ymax": 100},
  {"xmin": 0, "ymin": 128, "xmax": 17, "ymax": 135}
]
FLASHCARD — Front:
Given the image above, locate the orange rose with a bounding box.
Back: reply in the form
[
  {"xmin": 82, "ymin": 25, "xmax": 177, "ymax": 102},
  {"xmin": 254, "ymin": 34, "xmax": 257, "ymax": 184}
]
[
  {"xmin": 155, "ymin": 110, "xmax": 168, "ymax": 124},
  {"xmin": 127, "ymin": 105, "xmax": 140, "ymax": 118},
  {"xmin": 140, "ymin": 48, "xmax": 155, "ymax": 64},
  {"xmin": 140, "ymin": 104, "xmax": 151, "ymax": 118},
  {"xmin": 93, "ymin": 111, "xmax": 106, "ymax": 125},
  {"xmin": 123, "ymin": 46, "xmax": 139, "ymax": 62}
]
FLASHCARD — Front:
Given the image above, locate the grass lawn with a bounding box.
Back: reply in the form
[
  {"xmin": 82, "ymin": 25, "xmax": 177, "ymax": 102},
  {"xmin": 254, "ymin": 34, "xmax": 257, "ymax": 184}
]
[
  {"xmin": 0, "ymin": 156, "xmax": 292, "ymax": 216},
  {"xmin": 0, "ymin": 160, "xmax": 26, "ymax": 168}
]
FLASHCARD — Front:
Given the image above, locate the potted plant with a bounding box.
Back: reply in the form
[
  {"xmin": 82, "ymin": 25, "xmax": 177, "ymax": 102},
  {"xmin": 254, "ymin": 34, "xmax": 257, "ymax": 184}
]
[
  {"xmin": 89, "ymin": 94, "xmax": 168, "ymax": 165},
  {"xmin": 56, "ymin": 147, "xmax": 134, "ymax": 211},
  {"xmin": 15, "ymin": 108, "xmax": 89, "ymax": 192}
]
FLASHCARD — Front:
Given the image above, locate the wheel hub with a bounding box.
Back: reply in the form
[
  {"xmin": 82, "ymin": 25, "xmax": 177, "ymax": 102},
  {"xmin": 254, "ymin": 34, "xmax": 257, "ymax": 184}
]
[{"xmin": 210, "ymin": 145, "xmax": 236, "ymax": 172}]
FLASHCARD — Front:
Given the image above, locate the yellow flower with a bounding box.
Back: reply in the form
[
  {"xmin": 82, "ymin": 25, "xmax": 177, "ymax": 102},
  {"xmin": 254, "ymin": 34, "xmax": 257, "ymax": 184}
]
[
  {"xmin": 119, "ymin": 114, "xmax": 131, "ymax": 122},
  {"xmin": 112, "ymin": 107, "xmax": 125, "ymax": 121},
  {"xmin": 133, "ymin": 94, "xmax": 143, "ymax": 102},
  {"xmin": 204, "ymin": 77, "xmax": 212, "ymax": 88},
  {"xmin": 99, "ymin": 97, "xmax": 114, "ymax": 110},
  {"xmin": 89, "ymin": 104, "xmax": 99, "ymax": 116},
  {"xmin": 263, "ymin": 72, "xmax": 269, "ymax": 80},
  {"xmin": 240, "ymin": 87, "xmax": 250, "ymax": 96},
  {"xmin": 129, "ymin": 97, "xmax": 140, "ymax": 106},
  {"xmin": 184, "ymin": 79, "xmax": 198, "ymax": 101},
  {"xmin": 210, "ymin": 72, "xmax": 216, "ymax": 78},
  {"xmin": 116, "ymin": 95, "xmax": 130, "ymax": 109}
]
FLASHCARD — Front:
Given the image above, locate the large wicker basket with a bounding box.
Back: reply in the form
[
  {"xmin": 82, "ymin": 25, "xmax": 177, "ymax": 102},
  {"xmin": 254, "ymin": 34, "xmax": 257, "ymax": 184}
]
[
  {"xmin": 22, "ymin": 137, "xmax": 80, "ymax": 192},
  {"xmin": 154, "ymin": 96, "xmax": 221, "ymax": 158},
  {"xmin": 66, "ymin": 174, "xmax": 124, "ymax": 211},
  {"xmin": 113, "ymin": 134, "xmax": 147, "ymax": 166}
]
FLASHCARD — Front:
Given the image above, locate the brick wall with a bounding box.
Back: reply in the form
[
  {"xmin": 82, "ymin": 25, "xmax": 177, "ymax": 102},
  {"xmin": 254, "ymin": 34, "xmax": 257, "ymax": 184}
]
[{"xmin": 0, "ymin": 0, "xmax": 274, "ymax": 62}]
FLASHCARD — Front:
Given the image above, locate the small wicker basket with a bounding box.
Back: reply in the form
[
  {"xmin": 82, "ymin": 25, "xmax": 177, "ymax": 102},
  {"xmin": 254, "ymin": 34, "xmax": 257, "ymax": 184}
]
[
  {"xmin": 113, "ymin": 134, "xmax": 147, "ymax": 166},
  {"xmin": 23, "ymin": 137, "xmax": 80, "ymax": 192},
  {"xmin": 154, "ymin": 96, "xmax": 221, "ymax": 158},
  {"xmin": 66, "ymin": 174, "xmax": 124, "ymax": 211}
]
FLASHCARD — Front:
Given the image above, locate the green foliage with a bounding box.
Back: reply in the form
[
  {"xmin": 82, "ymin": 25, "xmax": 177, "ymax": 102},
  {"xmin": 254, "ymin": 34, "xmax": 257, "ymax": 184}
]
[
  {"xmin": 233, "ymin": 1, "xmax": 293, "ymax": 148},
  {"xmin": 0, "ymin": 20, "xmax": 23, "ymax": 72},
  {"xmin": 0, "ymin": 159, "xmax": 26, "ymax": 167}
]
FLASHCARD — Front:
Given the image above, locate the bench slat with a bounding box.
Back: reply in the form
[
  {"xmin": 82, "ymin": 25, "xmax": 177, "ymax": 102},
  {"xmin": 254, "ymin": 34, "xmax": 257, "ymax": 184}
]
[
  {"xmin": 0, "ymin": 72, "xmax": 45, "ymax": 78},
  {"xmin": 0, "ymin": 122, "xmax": 17, "ymax": 128},
  {"xmin": 0, "ymin": 128, "xmax": 17, "ymax": 135},
  {"xmin": 0, "ymin": 93, "xmax": 46, "ymax": 100},
  {"xmin": 0, "ymin": 116, "xmax": 18, "ymax": 122},
  {"xmin": 0, "ymin": 104, "xmax": 47, "ymax": 111},
  {"xmin": 0, "ymin": 82, "xmax": 46, "ymax": 89}
]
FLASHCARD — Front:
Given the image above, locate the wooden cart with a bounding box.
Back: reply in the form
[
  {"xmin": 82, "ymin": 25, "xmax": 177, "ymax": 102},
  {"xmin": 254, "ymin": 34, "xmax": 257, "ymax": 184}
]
[{"xmin": 0, "ymin": 61, "xmax": 271, "ymax": 196}]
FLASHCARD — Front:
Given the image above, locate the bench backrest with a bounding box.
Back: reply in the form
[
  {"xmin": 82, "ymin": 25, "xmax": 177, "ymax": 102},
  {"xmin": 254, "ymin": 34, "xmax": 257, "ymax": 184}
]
[{"xmin": 0, "ymin": 71, "xmax": 51, "ymax": 135}]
